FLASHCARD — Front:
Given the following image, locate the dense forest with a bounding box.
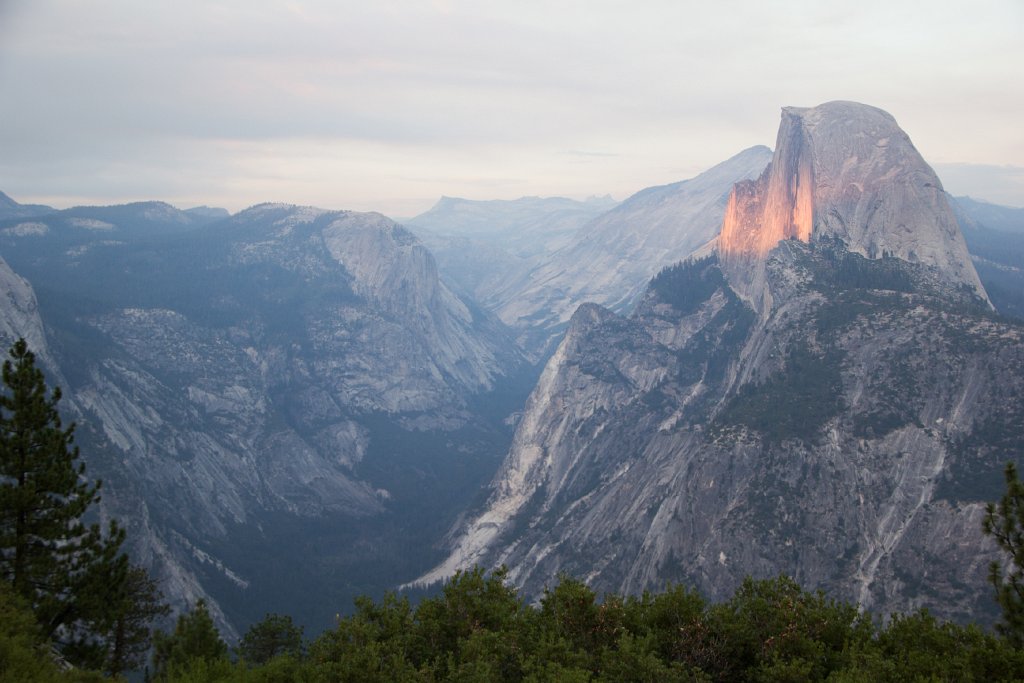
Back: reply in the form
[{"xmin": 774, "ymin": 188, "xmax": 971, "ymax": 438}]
[
  {"xmin": 4, "ymin": 333, "xmax": 1024, "ymax": 682},
  {"xmin": 6, "ymin": 562, "xmax": 1024, "ymax": 682}
]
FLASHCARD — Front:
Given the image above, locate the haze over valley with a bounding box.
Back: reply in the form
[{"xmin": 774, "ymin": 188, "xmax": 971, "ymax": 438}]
[
  {"xmin": 2, "ymin": 3, "xmax": 1024, "ymax": 678},
  {"xmin": 0, "ymin": 100, "xmax": 1023, "ymax": 641}
]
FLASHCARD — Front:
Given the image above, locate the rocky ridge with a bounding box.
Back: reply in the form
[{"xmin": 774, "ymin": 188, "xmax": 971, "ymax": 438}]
[{"xmin": 0, "ymin": 191, "xmax": 54, "ymax": 221}]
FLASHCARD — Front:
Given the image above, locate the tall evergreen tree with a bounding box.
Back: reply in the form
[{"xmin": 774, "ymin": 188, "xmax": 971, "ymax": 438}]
[
  {"xmin": 0, "ymin": 338, "xmax": 128, "ymax": 658},
  {"xmin": 152, "ymin": 599, "xmax": 228, "ymax": 679},
  {"xmin": 983, "ymin": 461, "xmax": 1024, "ymax": 645},
  {"xmin": 99, "ymin": 565, "xmax": 170, "ymax": 676},
  {"xmin": 237, "ymin": 613, "xmax": 304, "ymax": 665}
]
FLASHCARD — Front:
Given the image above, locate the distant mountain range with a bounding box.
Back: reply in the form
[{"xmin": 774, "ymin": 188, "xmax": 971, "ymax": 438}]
[
  {"xmin": 955, "ymin": 198, "xmax": 1024, "ymax": 319},
  {"xmin": 0, "ymin": 103, "xmax": 1022, "ymax": 636},
  {"xmin": 409, "ymin": 147, "xmax": 773, "ymax": 360}
]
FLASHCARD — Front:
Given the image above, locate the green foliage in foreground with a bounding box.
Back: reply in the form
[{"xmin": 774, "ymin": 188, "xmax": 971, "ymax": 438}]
[
  {"xmin": 0, "ymin": 583, "xmax": 105, "ymax": 682},
  {"xmin": 1, "ymin": 331, "xmax": 1022, "ymax": 681},
  {"xmin": 984, "ymin": 461, "xmax": 1024, "ymax": 646},
  {"xmin": 0, "ymin": 338, "xmax": 167, "ymax": 677},
  {"xmin": 6, "ymin": 565, "xmax": 1024, "ymax": 681},
  {"xmin": 149, "ymin": 569, "xmax": 1024, "ymax": 682}
]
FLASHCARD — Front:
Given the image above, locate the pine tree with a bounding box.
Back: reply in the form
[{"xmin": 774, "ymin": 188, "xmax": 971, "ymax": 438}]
[
  {"xmin": 0, "ymin": 338, "xmax": 128, "ymax": 658},
  {"xmin": 152, "ymin": 599, "xmax": 228, "ymax": 679},
  {"xmin": 237, "ymin": 613, "xmax": 304, "ymax": 665},
  {"xmin": 100, "ymin": 565, "xmax": 170, "ymax": 677},
  {"xmin": 983, "ymin": 461, "xmax": 1024, "ymax": 645}
]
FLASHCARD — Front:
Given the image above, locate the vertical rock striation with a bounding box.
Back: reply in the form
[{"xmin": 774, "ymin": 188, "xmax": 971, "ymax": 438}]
[{"xmin": 720, "ymin": 102, "xmax": 986, "ymax": 312}]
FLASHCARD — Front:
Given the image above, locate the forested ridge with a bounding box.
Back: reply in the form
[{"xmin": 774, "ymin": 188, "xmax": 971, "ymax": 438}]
[{"xmin": 4, "ymin": 336, "xmax": 1024, "ymax": 682}]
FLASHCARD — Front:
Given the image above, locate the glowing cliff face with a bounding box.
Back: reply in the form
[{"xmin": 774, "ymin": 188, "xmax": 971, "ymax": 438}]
[
  {"xmin": 719, "ymin": 109, "xmax": 814, "ymax": 258},
  {"xmin": 716, "ymin": 101, "xmax": 988, "ymax": 313}
]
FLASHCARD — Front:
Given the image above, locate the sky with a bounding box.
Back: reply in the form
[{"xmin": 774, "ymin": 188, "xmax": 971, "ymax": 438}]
[{"xmin": 1, "ymin": 0, "xmax": 1022, "ymax": 218}]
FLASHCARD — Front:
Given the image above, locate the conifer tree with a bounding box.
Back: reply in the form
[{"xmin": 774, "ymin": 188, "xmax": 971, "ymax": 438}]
[
  {"xmin": 100, "ymin": 565, "xmax": 170, "ymax": 676},
  {"xmin": 152, "ymin": 599, "xmax": 228, "ymax": 679},
  {"xmin": 983, "ymin": 461, "xmax": 1024, "ymax": 645},
  {"xmin": 0, "ymin": 338, "xmax": 128, "ymax": 658},
  {"xmin": 237, "ymin": 613, "xmax": 304, "ymax": 665}
]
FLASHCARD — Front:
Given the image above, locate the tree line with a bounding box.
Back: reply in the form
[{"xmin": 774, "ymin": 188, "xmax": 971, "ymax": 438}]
[{"xmin": 3, "ymin": 337, "xmax": 1024, "ymax": 681}]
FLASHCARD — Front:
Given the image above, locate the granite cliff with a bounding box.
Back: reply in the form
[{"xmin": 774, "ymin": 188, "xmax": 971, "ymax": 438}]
[
  {"xmin": 719, "ymin": 101, "xmax": 985, "ymax": 312},
  {"xmin": 417, "ymin": 102, "xmax": 1022, "ymax": 624}
]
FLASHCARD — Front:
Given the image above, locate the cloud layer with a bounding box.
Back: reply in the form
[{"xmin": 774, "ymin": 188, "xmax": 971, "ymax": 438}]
[{"xmin": 1, "ymin": 1, "xmax": 1022, "ymax": 214}]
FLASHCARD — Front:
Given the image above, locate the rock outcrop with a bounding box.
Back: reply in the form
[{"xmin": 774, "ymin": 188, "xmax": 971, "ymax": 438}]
[
  {"xmin": 0, "ymin": 256, "xmax": 50, "ymax": 365},
  {"xmin": 720, "ymin": 102, "xmax": 986, "ymax": 312}
]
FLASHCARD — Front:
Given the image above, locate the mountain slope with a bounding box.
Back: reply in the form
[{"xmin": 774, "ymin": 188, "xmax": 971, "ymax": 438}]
[
  {"xmin": 407, "ymin": 195, "xmax": 616, "ymax": 307},
  {"xmin": 494, "ymin": 146, "xmax": 772, "ymax": 358},
  {"xmin": 418, "ymin": 102, "xmax": 1021, "ymax": 624},
  {"xmin": 0, "ymin": 191, "xmax": 54, "ymax": 221},
  {"xmin": 0, "ymin": 202, "xmax": 529, "ymax": 635},
  {"xmin": 956, "ymin": 196, "xmax": 1024, "ymax": 235},
  {"xmin": 954, "ymin": 197, "xmax": 1024, "ymax": 320}
]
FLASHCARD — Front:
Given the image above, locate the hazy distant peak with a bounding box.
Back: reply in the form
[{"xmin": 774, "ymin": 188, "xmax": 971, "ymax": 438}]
[
  {"xmin": 407, "ymin": 194, "xmax": 615, "ymax": 239},
  {"xmin": 0, "ymin": 191, "xmax": 55, "ymax": 220},
  {"xmin": 615, "ymin": 145, "xmax": 773, "ymax": 208},
  {"xmin": 953, "ymin": 195, "xmax": 1024, "ymax": 234},
  {"xmin": 584, "ymin": 194, "xmax": 618, "ymax": 206},
  {"xmin": 68, "ymin": 199, "xmax": 174, "ymax": 212},
  {"xmin": 0, "ymin": 191, "xmax": 19, "ymax": 209}
]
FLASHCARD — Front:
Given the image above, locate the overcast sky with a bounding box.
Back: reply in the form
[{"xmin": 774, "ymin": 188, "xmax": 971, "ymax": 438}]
[{"xmin": 1, "ymin": 0, "xmax": 1022, "ymax": 217}]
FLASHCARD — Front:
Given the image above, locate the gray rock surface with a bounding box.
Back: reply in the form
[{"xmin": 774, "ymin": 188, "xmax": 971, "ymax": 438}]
[
  {"xmin": 0, "ymin": 256, "xmax": 50, "ymax": 364},
  {"xmin": 720, "ymin": 102, "xmax": 987, "ymax": 313}
]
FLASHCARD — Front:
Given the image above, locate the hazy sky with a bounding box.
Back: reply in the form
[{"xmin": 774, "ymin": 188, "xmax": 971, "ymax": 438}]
[{"xmin": 1, "ymin": 1, "xmax": 1022, "ymax": 217}]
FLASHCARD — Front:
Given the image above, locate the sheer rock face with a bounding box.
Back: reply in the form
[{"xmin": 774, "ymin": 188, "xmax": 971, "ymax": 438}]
[
  {"xmin": 720, "ymin": 102, "xmax": 987, "ymax": 312},
  {"xmin": 321, "ymin": 212, "xmax": 509, "ymax": 395},
  {"xmin": 418, "ymin": 103, "xmax": 1021, "ymax": 625},
  {"xmin": 419, "ymin": 247, "xmax": 1022, "ymax": 623},
  {"xmin": 0, "ymin": 257, "xmax": 50, "ymax": 364}
]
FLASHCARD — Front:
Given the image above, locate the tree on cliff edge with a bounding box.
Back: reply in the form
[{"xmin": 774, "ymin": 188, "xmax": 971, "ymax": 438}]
[
  {"xmin": 983, "ymin": 461, "xmax": 1024, "ymax": 645},
  {"xmin": 0, "ymin": 338, "xmax": 129, "ymax": 664}
]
